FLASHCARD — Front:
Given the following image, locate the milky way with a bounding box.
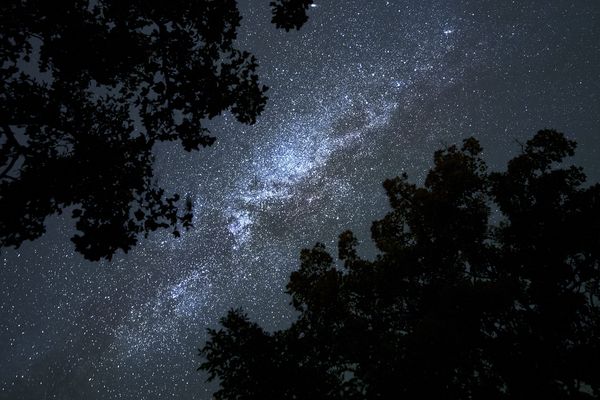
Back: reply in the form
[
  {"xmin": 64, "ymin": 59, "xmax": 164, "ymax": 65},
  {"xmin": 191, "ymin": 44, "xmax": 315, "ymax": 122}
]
[{"xmin": 2, "ymin": 1, "xmax": 599, "ymax": 399}]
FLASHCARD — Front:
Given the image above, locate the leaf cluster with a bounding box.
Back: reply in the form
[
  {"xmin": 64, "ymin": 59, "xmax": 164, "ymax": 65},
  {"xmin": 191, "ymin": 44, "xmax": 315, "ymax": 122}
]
[
  {"xmin": 0, "ymin": 1, "xmax": 308, "ymax": 260},
  {"xmin": 201, "ymin": 130, "xmax": 600, "ymax": 399}
]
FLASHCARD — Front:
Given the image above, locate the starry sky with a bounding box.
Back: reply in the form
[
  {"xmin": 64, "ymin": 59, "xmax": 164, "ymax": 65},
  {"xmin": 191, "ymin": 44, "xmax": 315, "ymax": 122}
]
[{"xmin": 1, "ymin": 0, "xmax": 599, "ymax": 398}]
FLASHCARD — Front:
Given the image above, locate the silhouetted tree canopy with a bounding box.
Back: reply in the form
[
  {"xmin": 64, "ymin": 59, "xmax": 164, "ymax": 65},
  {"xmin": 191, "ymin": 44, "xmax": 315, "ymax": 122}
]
[
  {"xmin": 200, "ymin": 130, "xmax": 600, "ymax": 399},
  {"xmin": 270, "ymin": 0, "xmax": 314, "ymax": 31},
  {"xmin": 0, "ymin": 1, "xmax": 310, "ymax": 261}
]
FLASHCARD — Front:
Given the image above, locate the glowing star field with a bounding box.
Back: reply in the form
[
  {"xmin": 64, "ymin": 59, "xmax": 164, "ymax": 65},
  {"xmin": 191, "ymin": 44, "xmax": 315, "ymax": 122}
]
[{"xmin": 1, "ymin": 1, "xmax": 599, "ymax": 399}]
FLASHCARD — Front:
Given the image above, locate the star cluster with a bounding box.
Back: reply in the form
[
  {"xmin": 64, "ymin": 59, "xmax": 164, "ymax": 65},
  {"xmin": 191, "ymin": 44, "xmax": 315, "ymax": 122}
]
[{"xmin": 1, "ymin": 1, "xmax": 599, "ymax": 399}]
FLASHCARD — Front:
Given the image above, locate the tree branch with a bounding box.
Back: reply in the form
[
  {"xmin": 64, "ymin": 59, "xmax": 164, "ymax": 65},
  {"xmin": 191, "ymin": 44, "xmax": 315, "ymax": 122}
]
[
  {"xmin": 0, "ymin": 124, "xmax": 24, "ymax": 180},
  {"xmin": 2, "ymin": 124, "xmax": 24, "ymax": 151}
]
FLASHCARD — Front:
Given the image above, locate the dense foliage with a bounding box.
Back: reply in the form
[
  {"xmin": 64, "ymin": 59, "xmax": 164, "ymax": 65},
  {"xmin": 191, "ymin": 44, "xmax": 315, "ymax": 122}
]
[
  {"xmin": 270, "ymin": 0, "xmax": 314, "ymax": 31},
  {"xmin": 201, "ymin": 130, "xmax": 600, "ymax": 399},
  {"xmin": 0, "ymin": 0, "xmax": 311, "ymax": 260}
]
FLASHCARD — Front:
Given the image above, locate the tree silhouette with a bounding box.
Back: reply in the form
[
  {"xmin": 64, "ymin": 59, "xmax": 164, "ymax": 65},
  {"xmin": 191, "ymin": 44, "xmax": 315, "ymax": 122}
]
[
  {"xmin": 270, "ymin": 0, "xmax": 314, "ymax": 31},
  {"xmin": 0, "ymin": 1, "xmax": 311, "ymax": 261},
  {"xmin": 200, "ymin": 130, "xmax": 600, "ymax": 399}
]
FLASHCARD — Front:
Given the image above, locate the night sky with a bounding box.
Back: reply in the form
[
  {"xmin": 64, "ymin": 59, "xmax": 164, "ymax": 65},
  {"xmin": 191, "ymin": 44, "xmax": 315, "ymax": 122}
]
[{"xmin": 1, "ymin": 0, "xmax": 599, "ymax": 398}]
